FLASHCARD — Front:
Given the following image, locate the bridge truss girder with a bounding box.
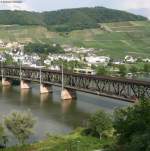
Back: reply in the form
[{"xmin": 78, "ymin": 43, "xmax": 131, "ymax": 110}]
[{"xmin": 0, "ymin": 66, "xmax": 150, "ymax": 102}]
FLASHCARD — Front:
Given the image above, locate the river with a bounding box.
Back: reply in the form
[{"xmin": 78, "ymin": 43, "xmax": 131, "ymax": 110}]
[{"xmin": 0, "ymin": 84, "xmax": 130, "ymax": 144}]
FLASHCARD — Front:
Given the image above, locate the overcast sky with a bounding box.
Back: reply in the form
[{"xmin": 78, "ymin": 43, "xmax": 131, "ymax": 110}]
[{"xmin": 0, "ymin": 0, "xmax": 150, "ymax": 18}]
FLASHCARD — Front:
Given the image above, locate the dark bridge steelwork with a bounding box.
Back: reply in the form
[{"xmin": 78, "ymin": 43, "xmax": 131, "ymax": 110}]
[{"xmin": 0, "ymin": 66, "xmax": 150, "ymax": 102}]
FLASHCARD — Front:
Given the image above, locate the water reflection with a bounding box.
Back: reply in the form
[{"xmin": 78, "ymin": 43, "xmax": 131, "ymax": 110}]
[
  {"xmin": 20, "ymin": 89, "xmax": 30, "ymax": 102},
  {"xmin": 2, "ymin": 86, "xmax": 11, "ymax": 95},
  {"xmin": 61, "ymin": 99, "xmax": 75, "ymax": 113},
  {"xmin": 0, "ymin": 84, "xmax": 130, "ymax": 141},
  {"xmin": 40, "ymin": 93, "xmax": 51, "ymax": 106}
]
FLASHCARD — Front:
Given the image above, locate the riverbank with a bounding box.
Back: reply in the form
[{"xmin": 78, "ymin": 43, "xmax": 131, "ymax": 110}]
[{"xmin": 3, "ymin": 128, "xmax": 113, "ymax": 151}]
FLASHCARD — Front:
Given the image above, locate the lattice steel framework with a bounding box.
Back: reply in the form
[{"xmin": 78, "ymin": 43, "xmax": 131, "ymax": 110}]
[{"xmin": 0, "ymin": 66, "xmax": 150, "ymax": 102}]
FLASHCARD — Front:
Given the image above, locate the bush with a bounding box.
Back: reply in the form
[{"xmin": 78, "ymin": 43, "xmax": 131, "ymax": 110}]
[
  {"xmin": 118, "ymin": 65, "xmax": 127, "ymax": 77},
  {"xmin": 96, "ymin": 66, "xmax": 108, "ymax": 76},
  {"xmin": 0, "ymin": 123, "xmax": 7, "ymax": 148},
  {"xmin": 24, "ymin": 42, "xmax": 64, "ymax": 54},
  {"xmin": 113, "ymin": 100, "xmax": 150, "ymax": 151},
  {"xmin": 87, "ymin": 110, "xmax": 113, "ymax": 140},
  {"xmin": 129, "ymin": 66, "xmax": 138, "ymax": 73},
  {"xmin": 4, "ymin": 110, "xmax": 36, "ymax": 145},
  {"xmin": 143, "ymin": 63, "xmax": 150, "ymax": 73}
]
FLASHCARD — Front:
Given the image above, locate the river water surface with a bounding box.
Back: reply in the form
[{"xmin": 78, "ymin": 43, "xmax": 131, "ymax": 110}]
[{"xmin": 0, "ymin": 84, "xmax": 130, "ymax": 144}]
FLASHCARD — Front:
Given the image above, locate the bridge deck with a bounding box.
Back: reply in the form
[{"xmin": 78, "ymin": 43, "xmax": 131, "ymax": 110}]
[{"xmin": 0, "ymin": 66, "xmax": 150, "ymax": 102}]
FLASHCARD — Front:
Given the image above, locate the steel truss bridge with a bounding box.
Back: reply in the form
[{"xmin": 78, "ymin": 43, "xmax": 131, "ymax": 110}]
[{"xmin": 0, "ymin": 66, "xmax": 150, "ymax": 102}]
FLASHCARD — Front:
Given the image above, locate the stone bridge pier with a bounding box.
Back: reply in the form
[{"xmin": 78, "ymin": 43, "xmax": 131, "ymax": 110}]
[
  {"xmin": 20, "ymin": 80, "xmax": 31, "ymax": 89},
  {"xmin": 2, "ymin": 78, "xmax": 12, "ymax": 86},
  {"xmin": 61, "ymin": 88, "xmax": 76, "ymax": 100},
  {"xmin": 40, "ymin": 84, "xmax": 52, "ymax": 94}
]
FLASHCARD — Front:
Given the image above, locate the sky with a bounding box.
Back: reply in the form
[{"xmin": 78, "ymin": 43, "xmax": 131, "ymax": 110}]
[{"xmin": 0, "ymin": 0, "xmax": 150, "ymax": 18}]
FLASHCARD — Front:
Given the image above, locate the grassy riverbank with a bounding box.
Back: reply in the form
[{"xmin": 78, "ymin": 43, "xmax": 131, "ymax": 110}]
[
  {"xmin": 2, "ymin": 100, "xmax": 150, "ymax": 151},
  {"xmin": 3, "ymin": 128, "xmax": 113, "ymax": 151}
]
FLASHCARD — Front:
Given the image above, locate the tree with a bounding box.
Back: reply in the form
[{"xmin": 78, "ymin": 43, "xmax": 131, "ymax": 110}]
[
  {"xmin": 0, "ymin": 123, "xmax": 8, "ymax": 148},
  {"xmin": 4, "ymin": 54, "xmax": 14, "ymax": 65},
  {"xmin": 143, "ymin": 63, "xmax": 150, "ymax": 73},
  {"xmin": 0, "ymin": 124, "xmax": 4, "ymax": 140},
  {"xmin": 0, "ymin": 8, "xmax": 147, "ymax": 32},
  {"xmin": 129, "ymin": 66, "xmax": 138, "ymax": 73},
  {"xmin": 96, "ymin": 66, "xmax": 108, "ymax": 76},
  {"xmin": 88, "ymin": 110, "xmax": 113, "ymax": 140},
  {"xmin": 4, "ymin": 110, "xmax": 36, "ymax": 145},
  {"xmin": 24, "ymin": 42, "xmax": 64, "ymax": 54},
  {"xmin": 113, "ymin": 100, "xmax": 150, "ymax": 151},
  {"xmin": 118, "ymin": 65, "xmax": 127, "ymax": 77},
  {"xmin": 136, "ymin": 58, "xmax": 143, "ymax": 63}
]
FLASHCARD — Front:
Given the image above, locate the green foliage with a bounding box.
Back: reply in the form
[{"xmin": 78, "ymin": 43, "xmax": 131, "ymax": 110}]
[
  {"xmin": 0, "ymin": 10, "xmax": 43, "ymax": 25},
  {"xmin": 136, "ymin": 58, "xmax": 143, "ymax": 63},
  {"xmin": 0, "ymin": 21, "xmax": 150, "ymax": 58},
  {"xmin": 3, "ymin": 54, "xmax": 14, "ymax": 65},
  {"xmin": 51, "ymin": 60, "xmax": 86, "ymax": 71},
  {"xmin": 0, "ymin": 123, "xmax": 8, "ymax": 147},
  {"xmin": 113, "ymin": 100, "xmax": 150, "ymax": 151},
  {"xmin": 129, "ymin": 66, "xmax": 138, "ymax": 73},
  {"xmin": 88, "ymin": 110, "xmax": 113, "ymax": 140},
  {"xmin": 3, "ymin": 128, "xmax": 113, "ymax": 151},
  {"xmin": 4, "ymin": 110, "xmax": 36, "ymax": 145},
  {"xmin": 0, "ymin": 7, "xmax": 147, "ymax": 32},
  {"xmin": 96, "ymin": 66, "xmax": 108, "ymax": 76},
  {"xmin": 24, "ymin": 42, "xmax": 64, "ymax": 54},
  {"xmin": 143, "ymin": 63, "xmax": 150, "ymax": 73},
  {"xmin": 0, "ymin": 123, "xmax": 4, "ymax": 139},
  {"xmin": 118, "ymin": 65, "xmax": 127, "ymax": 77}
]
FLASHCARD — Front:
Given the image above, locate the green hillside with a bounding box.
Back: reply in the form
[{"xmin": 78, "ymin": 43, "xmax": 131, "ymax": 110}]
[
  {"xmin": 0, "ymin": 21, "xmax": 150, "ymax": 58},
  {"xmin": 0, "ymin": 7, "xmax": 147, "ymax": 32}
]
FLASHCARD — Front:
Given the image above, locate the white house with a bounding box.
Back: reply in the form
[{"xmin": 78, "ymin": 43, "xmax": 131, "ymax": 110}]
[
  {"xmin": 112, "ymin": 61, "xmax": 124, "ymax": 65},
  {"xmin": 85, "ymin": 56, "xmax": 110, "ymax": 65},
  {"xmin": 44, "ymin": 59, "xmax": 51, "ymax": 65},
  {"xmin": 124, "ymin": 56, "xmax": 137, "ymax": 63},
  {"xmin": 143, "ymin": 58, "xmax": 150, "ymax": 63},
  {"xmin": 48, "ymin": 54, "xmax": 80, "ymax": 62},
  {"xmin": 49, "ymin": 65, "xmax": 60, "ymax": 71}
]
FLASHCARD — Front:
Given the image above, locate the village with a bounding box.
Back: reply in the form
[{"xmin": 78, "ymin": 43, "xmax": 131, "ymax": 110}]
[{"xmin": 0, "ymin": 40, "xmax": 150, "ymax": 77}]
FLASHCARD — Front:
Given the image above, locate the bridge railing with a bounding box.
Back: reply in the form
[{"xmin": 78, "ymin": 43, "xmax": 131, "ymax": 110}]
[{"xmin": 0, "ymin": 65, "xmax": 150, "ymax": 101}]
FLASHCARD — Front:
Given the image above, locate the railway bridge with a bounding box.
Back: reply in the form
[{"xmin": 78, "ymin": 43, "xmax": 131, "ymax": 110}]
[{"xmin": 0, "ymin": 66, "xmax": 150, "ymax": 102}]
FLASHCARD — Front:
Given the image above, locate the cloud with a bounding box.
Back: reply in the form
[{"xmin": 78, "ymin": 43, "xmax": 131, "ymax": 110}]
[
  {"xmin": 121, "ymin": 0, "xmax": 150, "ymax": 10},
  {"xmin": 118, "ymin": 0, "xmax": 150, "ymax": 19},
  {"xmin": 129, "ymin": 8, "xmax": 150, "ymax": 19},
  {"xmin": 7, "ymin": 4, "xmax": 30, "ymax": 11}
]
